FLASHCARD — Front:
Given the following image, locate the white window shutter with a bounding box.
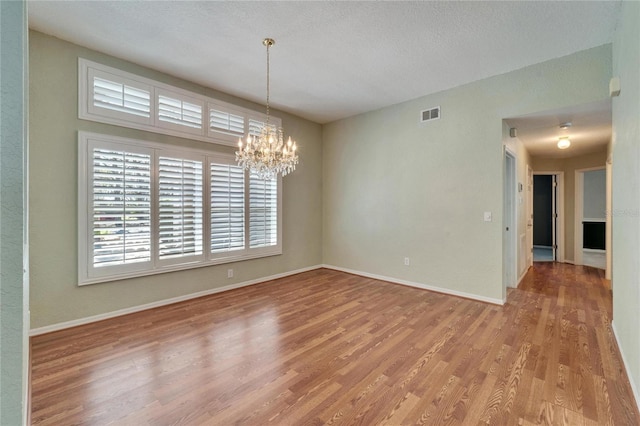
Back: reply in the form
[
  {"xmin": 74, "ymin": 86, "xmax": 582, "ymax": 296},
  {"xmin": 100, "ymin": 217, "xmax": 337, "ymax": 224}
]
[
  {"xmin": 91, "ymin": 148, "xmax": 152, "ymax": 267},
  {"xmin": 158, "ymin": 95, "xmax": 203, "ymax": 129},
  {"xmin": 80, "ymin": 59, "xmax": 278, "ymax": 147},
  {"xmin": 249, "ymin": 174, "xmax": 278, "ymax": 248},
  {"xmin": 93, "ymin": 76, "xmax": 151, "ymax": 118},
  {"xmin": 210, "ymin": 163, "xmax": 245, "ymax": 253},
  {"xmin": 210, "ymin": 109, "xmax": 245, "ymax": 135},
  {"xmin": 158, "ymin": 156, "xmax": 204, "ymax": 260},
  {"xmin": 248, "ymin": 119, "xmax": 265, "ymax": 136}
]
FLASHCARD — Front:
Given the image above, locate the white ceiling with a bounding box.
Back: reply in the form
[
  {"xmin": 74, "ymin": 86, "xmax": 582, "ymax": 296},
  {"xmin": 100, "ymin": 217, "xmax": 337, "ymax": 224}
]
[
  {"xmin": 28, "ymin": 1, "xmax": 621, "ymax": 126},
  {"xmin": 505, "ymin": 100, "xmax": 612, "ymax": 159},
  {"xmin": 28, "ymin": 0, "xmax": 620, "ymax": 157}
]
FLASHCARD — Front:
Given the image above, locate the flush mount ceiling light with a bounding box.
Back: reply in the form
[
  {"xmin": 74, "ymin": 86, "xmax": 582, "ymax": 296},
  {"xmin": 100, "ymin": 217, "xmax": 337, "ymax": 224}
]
[
  {"xmin": 557, "ymin": 137, "xmax": 571, "ymax": 149},
  {"xmin": 236, "ymin": 38, "xmax": 298, "ymax": 180}
]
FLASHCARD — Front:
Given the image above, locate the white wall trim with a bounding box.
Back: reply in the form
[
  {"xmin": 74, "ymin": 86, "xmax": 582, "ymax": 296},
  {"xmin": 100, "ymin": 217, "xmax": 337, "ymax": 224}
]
[
  {"xmin": 29, "ymin": 265, "xmax": 322, "ymax": 336},
  {"xmin": 322, "ymin": 264, "xmax": 505, "ymax": 306},
  {"xmin": 583, "ymin": 248, "xmax": 606, "ymax": 253},
  {"xmin": 503, "ymin": 148, "xmax": 518, "ymax": 296},
  {"xmin": 563, "ymin": 259, "xmax": 576, "ymax": 265},
  {"xmin": 612, "ymin": 321, "xmax": 640, "ymax": 413},
  {"xmin": 517, "ymin": 267, "xmax": 530, "ymax": 288}
]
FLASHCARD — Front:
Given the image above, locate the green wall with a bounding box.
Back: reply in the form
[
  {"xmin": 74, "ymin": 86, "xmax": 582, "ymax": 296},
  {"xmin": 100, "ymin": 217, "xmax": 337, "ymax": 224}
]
[
  {"xmin": 612, "ymin": 0, "xmax": 640, "ymax": 405},
  {"xmin": 0, "ymin": 0, "xmax": 28, "ymax": 423},
  {"xmin": 322, "ymin": 45, "xmax": 612, "ymax": 303},
  {"xmin": 29, "ymin": 31, "xmax": 323, "ymax": 329}
]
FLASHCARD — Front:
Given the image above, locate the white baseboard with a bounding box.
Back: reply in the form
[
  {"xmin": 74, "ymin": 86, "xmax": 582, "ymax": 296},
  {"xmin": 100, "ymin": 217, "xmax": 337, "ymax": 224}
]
[
  {"xmin": 321, "ymin": 264, "xmax": 504, "ymax": 306},
  {"xmin": 516, "ymin": 266, "xmax": 530, "ymax": 288},
  {"xmin": 611, "ymin": 321, "xmax": 640, "ymax": 413},
  {"xmin": 30, "ymin": 264, "xmax": 323, "ymax": 336},
  {"xmin": 563, "ymin": 259, "xmax": 576, "ymax": 265}
]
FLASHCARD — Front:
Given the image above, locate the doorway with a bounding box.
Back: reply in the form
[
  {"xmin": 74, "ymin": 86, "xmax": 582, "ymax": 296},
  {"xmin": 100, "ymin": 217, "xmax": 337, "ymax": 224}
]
[
  {"xmin": 531, "ymin": 172, "xmax": 564, "ymax": 262},
  {"xmin": 575, "ymin": 167, "xmax": 607, "ymax": 271},
  {"xmin": 533, "ymin": 175, "xmax": 556, "ymax": 261}
]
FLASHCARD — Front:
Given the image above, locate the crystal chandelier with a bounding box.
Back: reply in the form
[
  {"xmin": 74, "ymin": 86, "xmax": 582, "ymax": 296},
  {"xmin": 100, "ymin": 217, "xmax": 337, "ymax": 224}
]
[{"xmin": 236, "ymin": 38, "xmax": 298, "ymax": 180}]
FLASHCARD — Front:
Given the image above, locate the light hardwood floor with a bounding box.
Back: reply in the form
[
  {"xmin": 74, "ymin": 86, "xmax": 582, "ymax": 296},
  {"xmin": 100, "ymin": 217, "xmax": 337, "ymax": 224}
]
[{"xmin": 31, "ymin": 264, "xmax": 640, "ymax": 425}]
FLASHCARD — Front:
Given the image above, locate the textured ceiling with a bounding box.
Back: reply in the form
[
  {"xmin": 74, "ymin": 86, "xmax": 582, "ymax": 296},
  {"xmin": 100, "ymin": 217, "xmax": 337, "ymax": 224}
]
[
  {"xmin": 28, "ymin": 1, "xmax": 620, "ymax": 124},
  {"xmin": 505, "ymin": 101, "xmax": 612, "ymax": 160}
]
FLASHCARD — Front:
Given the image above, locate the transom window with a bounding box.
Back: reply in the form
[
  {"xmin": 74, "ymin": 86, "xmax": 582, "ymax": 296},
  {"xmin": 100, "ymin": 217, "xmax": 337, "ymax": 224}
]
[{"xmin": 79, "ymin": 58, "xmax": 279, "ymax": 147}]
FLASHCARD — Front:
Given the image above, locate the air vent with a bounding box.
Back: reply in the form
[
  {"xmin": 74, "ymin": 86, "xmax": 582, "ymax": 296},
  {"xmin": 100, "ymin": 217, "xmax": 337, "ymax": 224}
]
[{"xmin": 420, "ymin": 106, "xmax": 440, "ymax": 123}]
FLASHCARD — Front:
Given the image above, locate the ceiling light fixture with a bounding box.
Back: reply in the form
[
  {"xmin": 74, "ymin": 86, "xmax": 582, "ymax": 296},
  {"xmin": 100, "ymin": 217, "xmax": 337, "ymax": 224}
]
[
  {"xmin": 557, "ymin": 137, "xmax": 571, "ymax": 149},
  {"xmin": 236, "ymin": 38, "xmax": 298, "ymax": 180},
  {"xmin": 559, "ymin": 122, "xmax": 572, "ymax": 130}
]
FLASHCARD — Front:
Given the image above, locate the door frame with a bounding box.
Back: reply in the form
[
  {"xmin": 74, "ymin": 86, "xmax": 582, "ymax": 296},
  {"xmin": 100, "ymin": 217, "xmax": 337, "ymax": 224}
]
[
  {"xmin": 503, "ymin": 147, "xmax": 517, "ymax": 295},
  {"xmin": 575, "ymin": 166, "xmax": 607, "ymax": 271},
  {"xmin": 526, "ymin": 165, "xmax": 533, "ymax": 269},
  {"xmin": 532, "ymin": 171, "xmax": 565, "ymax": 262}
]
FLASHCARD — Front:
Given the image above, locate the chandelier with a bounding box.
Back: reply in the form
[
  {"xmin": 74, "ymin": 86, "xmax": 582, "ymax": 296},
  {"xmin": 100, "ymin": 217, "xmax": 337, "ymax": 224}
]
[{"xmin": 236, "ymin": 38, "xmax": 298, "ymax": 180}]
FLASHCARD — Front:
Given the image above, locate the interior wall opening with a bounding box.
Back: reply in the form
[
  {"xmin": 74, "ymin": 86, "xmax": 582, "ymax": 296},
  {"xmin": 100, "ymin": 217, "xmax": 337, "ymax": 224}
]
[{"xmin": 533, "ymin": 174, "xmax": 557, "ymax": 261}]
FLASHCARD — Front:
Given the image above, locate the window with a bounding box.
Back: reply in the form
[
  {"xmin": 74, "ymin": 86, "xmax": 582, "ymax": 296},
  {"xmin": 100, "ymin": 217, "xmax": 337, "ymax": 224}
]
[
  {"xmin": 78, "ymin": 132, "xmax": 282, "ymax": 285},
  {"xmin": 209, "ymin": 106, "xmax": 245, "ymax": 136},
  {"xmin": 91, "ymin": 148, "xmax": 152, "ymax": 267},
  {"xmin": 78, "ymin": 58, "xmax": 281, "ymax": 147},
  {"xmin": 210, "ymin": 163, "xmax": 245, "ymax": 254},
  {"xmin": 248, "ymin": 119, "xmax": 266, "ymax": 136},
  {"xmin": 157, "ymin": 155, "xmax": 204, "ymax": 263},
  {"xmin": 249, "ymin": 173, "xmax": 278, "ymax": 248},
  {"xmin": 85, "ymin": 66, "xmax": 153, "ymax": 126},
  {"xmin": 93, "ymin": 77, "xmax": 151, "ymax": 118},
  {"xmin": 157, "ymin": 91, "xmax": 204, "ymax": 134}
]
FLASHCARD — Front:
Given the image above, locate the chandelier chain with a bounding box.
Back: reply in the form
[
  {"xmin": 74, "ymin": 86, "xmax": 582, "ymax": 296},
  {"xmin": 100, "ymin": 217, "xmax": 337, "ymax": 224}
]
[{"xmin": 265, "ymin": 39, "xmax": 270, "ymax": 125}]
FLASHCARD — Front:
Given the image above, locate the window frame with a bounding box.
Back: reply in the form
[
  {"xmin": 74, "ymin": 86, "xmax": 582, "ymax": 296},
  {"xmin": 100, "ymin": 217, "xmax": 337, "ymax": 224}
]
[
  {"xmin": 79, "ymin": 138, "xmax": 155, "ymax": 281},
  {"xmin": 78, "ymin": 131, "xmax": 282, "ymax": 286},
  {"xmin": 78, "ymin": 58, "xmax": 282, "ymax": 147}
]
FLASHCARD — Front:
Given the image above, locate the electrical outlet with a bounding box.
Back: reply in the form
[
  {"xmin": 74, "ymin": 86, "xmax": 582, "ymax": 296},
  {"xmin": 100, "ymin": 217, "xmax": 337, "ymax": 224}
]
[
  {"xmin": 227, "ymin": 269, "xmax": 233, "ymax": 278},
  {"xmin": 404, "ymin": 257, "xmax": 410, "ymax": 266}
]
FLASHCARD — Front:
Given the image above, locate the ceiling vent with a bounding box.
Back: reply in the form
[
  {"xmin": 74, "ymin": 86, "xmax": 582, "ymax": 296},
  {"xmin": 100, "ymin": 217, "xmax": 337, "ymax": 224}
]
[{"xmin": 420, "ymin": 106, "xmax": 440, "ymax": 123}]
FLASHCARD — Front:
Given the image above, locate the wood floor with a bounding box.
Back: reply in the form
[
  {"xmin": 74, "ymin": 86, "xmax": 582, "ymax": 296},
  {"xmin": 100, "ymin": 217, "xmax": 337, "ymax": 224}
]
[{"xmin": 31, "ymin": 264, "xmax": 640, "ymax": 425}]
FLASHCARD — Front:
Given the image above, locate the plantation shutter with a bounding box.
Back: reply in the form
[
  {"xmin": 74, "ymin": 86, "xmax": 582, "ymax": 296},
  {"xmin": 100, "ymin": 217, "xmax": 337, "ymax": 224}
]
[
  {"xmin": 210, "ymin": 109, "xmax": 245, "ymax": 135},
  {"xmin": 91, "ymin": 148, "xmax": 151, "ymax": 267},
  {"xmin": 249, "ymin": 173, "xmax": 278, "ymax": 248},
  {"xmin": 158, "ymin": 156, "xmax": 203, "ymax": 260},
  {"xmin": 158, "ymin": 95, "xmax": 202, "ymax": 129},
  {"xmin": 210, "ymin": 163, "xmax": 245, "ymax": 253},
  {"xmin": 248, "ymin": 119, "xmax": 265, "ymax": 136},
  {"xmin": 93, "ymin": 76, "xmax": 151, "ymax": 118}
]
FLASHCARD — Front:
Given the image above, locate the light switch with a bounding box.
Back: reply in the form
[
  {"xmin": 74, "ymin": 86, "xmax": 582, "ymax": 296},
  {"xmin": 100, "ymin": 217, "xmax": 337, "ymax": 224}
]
[{"xmin": 484, "ymin": 211, "xmax": 492, "ymax": 222}]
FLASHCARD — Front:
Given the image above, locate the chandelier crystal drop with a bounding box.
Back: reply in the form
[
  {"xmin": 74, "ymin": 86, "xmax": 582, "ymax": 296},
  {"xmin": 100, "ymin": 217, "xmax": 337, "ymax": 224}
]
[{"xmin": 236, "ymin": 38, "xmax": 298, "ymax": 180}]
